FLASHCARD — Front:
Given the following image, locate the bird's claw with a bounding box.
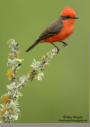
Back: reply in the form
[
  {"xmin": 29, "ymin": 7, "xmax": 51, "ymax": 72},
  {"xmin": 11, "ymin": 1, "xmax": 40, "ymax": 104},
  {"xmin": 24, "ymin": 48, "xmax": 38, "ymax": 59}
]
[
  {"xmin": 63, "ymin": 42, "xmax": 68, "ymax": 47},
  {"xmin": 56, "ymin": 47, "xmax": 60, "ymax": 54}
]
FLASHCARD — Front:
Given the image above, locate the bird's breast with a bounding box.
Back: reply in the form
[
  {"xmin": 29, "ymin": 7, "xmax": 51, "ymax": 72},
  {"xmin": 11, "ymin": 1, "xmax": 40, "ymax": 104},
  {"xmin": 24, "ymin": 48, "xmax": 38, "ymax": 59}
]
[
  {"xmin": 41, "ymin": 24, "xmax": 74, "ymax": 43},
  {"xmin": 58, "ymin": 24, "xmax": 74, "ymax": 40}
]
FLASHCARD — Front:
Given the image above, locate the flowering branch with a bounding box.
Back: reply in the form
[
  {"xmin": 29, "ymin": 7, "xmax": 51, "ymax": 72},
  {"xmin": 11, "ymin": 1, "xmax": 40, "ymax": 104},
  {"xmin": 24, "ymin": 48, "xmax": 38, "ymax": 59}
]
[{"xmin": 0, "ymin": 39, "xmax": 67, "ymax": 123}]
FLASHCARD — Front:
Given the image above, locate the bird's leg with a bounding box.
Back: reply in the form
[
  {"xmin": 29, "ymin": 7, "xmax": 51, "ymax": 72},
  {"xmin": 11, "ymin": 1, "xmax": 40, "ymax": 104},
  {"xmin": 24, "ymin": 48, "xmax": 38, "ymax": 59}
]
[
  {"xmin": 51, "ymin": 43, "xmax": 59, "ymax": 54},
  {"xmin": 60, "ymin": 41, "xmax": 68, "ymax": 47}
]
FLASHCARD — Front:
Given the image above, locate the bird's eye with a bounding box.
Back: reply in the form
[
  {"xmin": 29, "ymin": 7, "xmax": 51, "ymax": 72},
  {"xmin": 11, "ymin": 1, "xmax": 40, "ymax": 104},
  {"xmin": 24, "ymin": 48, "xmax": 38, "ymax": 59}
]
[{"xmin": 66, "ymin": 16, "xmax": 71, "ymax": 18}]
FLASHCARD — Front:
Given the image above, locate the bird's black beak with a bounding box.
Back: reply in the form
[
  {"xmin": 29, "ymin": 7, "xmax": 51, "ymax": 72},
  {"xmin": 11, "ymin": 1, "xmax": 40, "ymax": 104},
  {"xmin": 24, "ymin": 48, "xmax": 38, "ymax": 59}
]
[{"xmin": 73, "ymin": 16, "xmax": 79, "ymax": 19}]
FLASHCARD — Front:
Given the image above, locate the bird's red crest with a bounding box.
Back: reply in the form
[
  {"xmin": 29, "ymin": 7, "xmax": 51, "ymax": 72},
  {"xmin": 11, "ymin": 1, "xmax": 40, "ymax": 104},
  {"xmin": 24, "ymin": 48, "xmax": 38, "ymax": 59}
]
[{"xmin": 61, "ymin": 7, "xmax": 76, "ymax": 17}]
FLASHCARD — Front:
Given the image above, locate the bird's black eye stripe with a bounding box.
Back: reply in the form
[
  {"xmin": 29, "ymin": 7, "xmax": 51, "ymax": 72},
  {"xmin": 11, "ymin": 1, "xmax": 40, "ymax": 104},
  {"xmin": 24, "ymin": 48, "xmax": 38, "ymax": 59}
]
[
  {"xmin": 61, "ymin": 15, "xmax": 71, "ymax": 20},
  {"xmin": 66, "ymin": 15, "xmax": 71, "ymax": 18}
]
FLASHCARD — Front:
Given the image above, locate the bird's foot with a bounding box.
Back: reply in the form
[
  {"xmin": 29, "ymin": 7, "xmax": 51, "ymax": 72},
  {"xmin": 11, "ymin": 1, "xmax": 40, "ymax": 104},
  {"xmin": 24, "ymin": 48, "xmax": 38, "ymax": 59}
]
[
  {"xmin": 60, "ymin": 41, "xmax": 68, "ymax": 47},
  {"xmin": 52, "ymin": 43, "xmax": 60, "ymax": 54},
  {"xmin": 56, "ymin": 47, "xmax": 60, "ymax": 54},
  {"xmin": 63, "ymin": 42, "xmax": 68, "ymax": 47}
]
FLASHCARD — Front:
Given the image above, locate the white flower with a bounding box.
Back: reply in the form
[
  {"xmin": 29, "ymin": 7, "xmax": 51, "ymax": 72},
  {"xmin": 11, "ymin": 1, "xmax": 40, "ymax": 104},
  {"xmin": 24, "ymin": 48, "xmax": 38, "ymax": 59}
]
[
  {"xmin": 8, "ymin": 101, "xmax": 16, "ymax": 110},
  {"xmin": 8, "ymin": 100, "xmax": 20, "ymax": 112},
  {"xmin": 30, "ymin": 59, "xmax": 46, "ymax": 71},
  {"xmin": 7, "ymin": 58, "xmax": 16, "ymax": 66},
  {"xmin": 30, "ymin": 59, "xmax": 41, "ymax": 69},
  {"xmin": 14, "ymin": 115, "xmax": 18, "ymax": 120},
  {"xmin": 9, "ymin": 114, "xmax": 18, "ymax": 120},
  {"xmin": 7, "ymin": 82, "xmax": 17, "ymax": 91},
  {"xmin": 19, "ymin": 76, "xmax": 28, "ymax": 84},
  {"xmin": 15, "ymin": 58, "xmax": 24, "ymax": 63},
  {"xmin": 7, "ymin": 58, "xmax": 24, "ymax": 66},
  {"xmin": 9, "ymin": 44, "xmax": 16, "ymax": 50},
  {"xmin": 35, "ymin": 72, "xmax": 44, "ymax": 81},
  {"xmin": 4, "ymin": 111, "xmax": 9, "ymax": 117},
  {"xmin": 13, "ymin": 91, "xmax": 23, "ymax": 98},
  {"xmin": 8, "ymin": 91, "xmax": 14, "ymax": 99},
  {"xmin": 17, "ymin": 83, "xmax": 23, "ymax": 89},
  {"xmin": 0, "ymin": 110, "xmax": 10, "ymax": 122}
]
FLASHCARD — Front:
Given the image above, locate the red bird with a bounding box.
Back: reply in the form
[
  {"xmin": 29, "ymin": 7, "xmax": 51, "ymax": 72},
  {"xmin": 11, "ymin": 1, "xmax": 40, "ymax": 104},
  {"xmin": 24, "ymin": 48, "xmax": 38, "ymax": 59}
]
[{"xmin": 26, "ymin": 7, "xmax": 79, "ymax": 53}]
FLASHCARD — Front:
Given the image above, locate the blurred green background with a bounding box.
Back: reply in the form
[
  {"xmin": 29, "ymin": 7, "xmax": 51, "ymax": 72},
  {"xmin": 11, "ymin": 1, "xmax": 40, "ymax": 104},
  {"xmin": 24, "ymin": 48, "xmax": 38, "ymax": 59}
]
[{"xmin": 0, "ymin": 0, "xmax": 89, "ymax": 123}]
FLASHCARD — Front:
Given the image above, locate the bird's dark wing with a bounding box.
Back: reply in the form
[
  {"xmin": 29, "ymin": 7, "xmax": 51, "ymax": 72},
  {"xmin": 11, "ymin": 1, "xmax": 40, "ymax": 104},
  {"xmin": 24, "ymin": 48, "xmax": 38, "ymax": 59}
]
[
  {"xmin": 37, "ymin": 16, "xmax": 64, "ymax": 42},
  {"xmin": 26, "ymin": 16, "xmax": 63, "ymax": 52}
]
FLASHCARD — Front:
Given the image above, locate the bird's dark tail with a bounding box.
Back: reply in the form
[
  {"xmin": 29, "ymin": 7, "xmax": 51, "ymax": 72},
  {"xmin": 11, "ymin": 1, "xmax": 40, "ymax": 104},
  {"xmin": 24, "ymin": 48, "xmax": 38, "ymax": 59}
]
[{"xmin": 25, "ymin": 39, "xmax": 39, "ymax": 52}]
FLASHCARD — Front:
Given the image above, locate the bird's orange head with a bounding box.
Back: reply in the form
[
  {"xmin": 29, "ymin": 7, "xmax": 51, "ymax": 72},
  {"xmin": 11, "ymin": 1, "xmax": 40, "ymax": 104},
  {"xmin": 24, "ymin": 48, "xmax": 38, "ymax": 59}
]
[
  {"xmin": 61, "ymin": 7, "xmax": 76, "ymax": 18},
  {"xmin": 61, "ymin": 7, "xmax": 79, "ymax": 25}
]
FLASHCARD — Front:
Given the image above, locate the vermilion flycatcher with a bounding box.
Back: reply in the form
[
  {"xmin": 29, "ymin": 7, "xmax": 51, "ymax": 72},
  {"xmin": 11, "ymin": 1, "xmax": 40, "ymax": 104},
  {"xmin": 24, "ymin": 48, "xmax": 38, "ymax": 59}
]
[{"xmin": 26, "ymin": 7, "xmax": 79, "ymax": 53}]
